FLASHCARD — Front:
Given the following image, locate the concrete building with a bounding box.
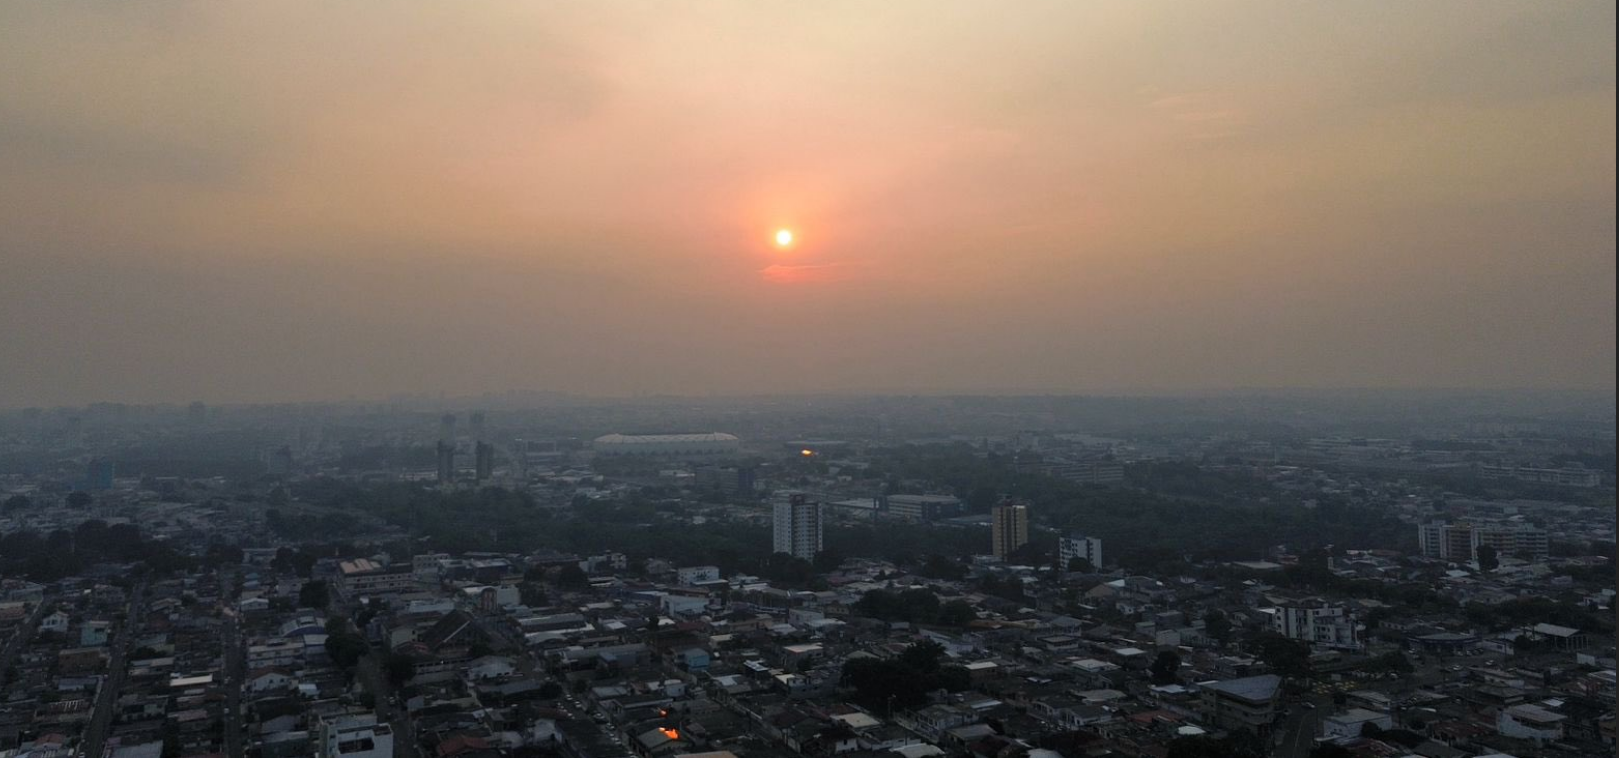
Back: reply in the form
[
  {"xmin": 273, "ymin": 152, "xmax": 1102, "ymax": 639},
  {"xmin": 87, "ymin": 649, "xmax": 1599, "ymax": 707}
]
[
  {"xmin": 435, "ymin": 441, "xmax": 455, "ymax": 484},
  {"xmin": 317, "ymin": 712, "xmax": 394, "ymax": 758},
  {"xmin": 885, "ymin": 494, "xmax": 962, "ymax": 522},
  {"xmin": 1321, "ymin": 708, "xmax": 1392, "ymax": 741},
  {"xmin": 1531, "ymin": 623, "xmax": 1589, "ymax": 651},
  {"xmin": 1496, "ymin": 704, "xmax": 1565, "ymax": 744},
  {"xmin": 676, "ymin": 566, "xmax": 721, "ymax": 585},
  {"xmin": 1058, "ymin": 534, "xmax": 1103, "ymax": 571},
  {"xmin": 338, "ymin": 559, "xmax": 416, "ymax": 597},
  {"xmin": 84, "ymin": 458, "xmax": 116, "ymax": 490},
  {"xmin": 1419, "ymin": 523, "xmax": 1550, "ymax": 562},
  {"xmin": 696, "ymin": 465, "xmax": 755, "ymax": 495},
  {"xmin": 1266, "ymin": 601, "xmax": 1361, "ymax": 650},
  {"xmin": 1199, "ymin": 675, "xmax": 1280, "ymax": 736},
  {"xmin": 1479, "ymin": 464, "xmax": 1601, "ymax": 488},
  {"xmin": 773, "ymin": 494, "xmax": 823, "ymax": 560},
  {"xmin": 474, "ymin": 441, "xmax": 495, "ymax": 482},
  {"xmin": 991, "ymin": 501, "xmax": 1029, "ymax": 560}
]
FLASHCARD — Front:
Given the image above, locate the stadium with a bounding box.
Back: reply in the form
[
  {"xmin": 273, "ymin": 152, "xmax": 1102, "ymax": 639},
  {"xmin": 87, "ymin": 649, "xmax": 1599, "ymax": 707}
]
[{"xmin": 591, "ymin": 432, "xmax": 741, "ymax": 458}]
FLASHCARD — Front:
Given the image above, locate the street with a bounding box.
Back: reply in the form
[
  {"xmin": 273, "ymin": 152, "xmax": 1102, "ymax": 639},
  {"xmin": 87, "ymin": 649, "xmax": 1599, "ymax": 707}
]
[
  {"xmin": 81, "ymin": 580, "xmax": 147, "ymax": 758},
  {"xmin": 221, "ymin": 569, "xmax": 245, "ymax": 758},
  {"xmin": 331, "ymin": 592, "xmax": 419, "ymax": 758},
  {"xmin": 1274, "ymin": 699, "xmax": 1325, "ymax": 758}
]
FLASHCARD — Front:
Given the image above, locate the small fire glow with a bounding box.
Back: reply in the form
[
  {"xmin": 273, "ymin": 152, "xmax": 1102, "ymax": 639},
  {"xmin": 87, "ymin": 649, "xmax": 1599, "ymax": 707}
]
[
  {"xmin": 659, "ymin": 728, "xmax": 680, "ymax": 740},
  {"xmin": 800, "ymin": 449, "xmax": 815, "ymax": 457}
]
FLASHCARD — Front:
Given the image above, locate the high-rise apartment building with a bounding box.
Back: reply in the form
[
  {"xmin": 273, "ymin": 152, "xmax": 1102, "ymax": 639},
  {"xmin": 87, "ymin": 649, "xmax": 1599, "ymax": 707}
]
[
  {"xmin": 474, "ymin": 442, "xmax": 495, "ymax": 482},
  {"xmin": 435, "ymin": 441, "xmax": 455, "ymax": 484},
  {"xmin": 991, "ymin": 501, "xmax": 1030, "ymax": 560},
  {"xmin": 1266, "ymin": 600, "xmax": 1361, "ymax": 650},
  {"xmin": 1058, "ymin": 534, "xmax": 1103, "ymax": 570},
  {"xmin": 773, "ymin": 494, "xmax": 823, "ymax": 560},
  {"xmin": 1419, "ymin": 522, "xmax": 1549, "ymax": 562}
]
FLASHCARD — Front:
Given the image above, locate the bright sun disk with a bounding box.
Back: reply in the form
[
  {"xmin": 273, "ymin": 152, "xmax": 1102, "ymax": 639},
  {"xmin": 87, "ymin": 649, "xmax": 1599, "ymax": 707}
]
[{"xmin": 774, "ymin": 229, "xmax": 794, "ymax": 247}]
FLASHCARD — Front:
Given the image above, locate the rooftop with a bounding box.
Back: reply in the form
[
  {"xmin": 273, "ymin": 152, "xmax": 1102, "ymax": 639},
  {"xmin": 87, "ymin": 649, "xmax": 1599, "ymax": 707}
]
[{"xmin": 1201, "ymin": 675, "xmax": 1281, "ymax": 703}]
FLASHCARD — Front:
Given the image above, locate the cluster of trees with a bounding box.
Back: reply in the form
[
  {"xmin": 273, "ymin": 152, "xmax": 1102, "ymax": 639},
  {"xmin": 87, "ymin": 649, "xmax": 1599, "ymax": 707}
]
[
  {"xmin": 298, "ymin": 580, "xmax": 330, "ymax": 610},
  {"xmin": 1257, "ymin": 552, "xmax": 1452, "ymax": 614},
  {"xmin": 914, "ymin": 554, "xmax": 968, "ymax": 580},
  {"xmin": 300, "ymin": 479, "xmax": 989, "ymax": 582},
  {"xmin": 1464, "ymin": 597, "xmax": 1610, "ymax": 633},
  {"xmin": 0, "ymin": 520, "xmax": 232, "ymax": 580},
  {"xmin": 1149, "ymin": 651, "xmax": 1181, "ymax": 684},
  {"xmin": 265, "ymin": 509, "xmax": 362, "ymax": 540},
  {"xmin": 866, "ymin": 447, "xmax": 1415, "ymax": 568},
  {"xmin": 1202, "ymin": 610, "xmax": 1233, "ymax": 646},
  {"xmin": 1368, "ymin": 651, "xmax": 1414, "ymax": 674},
  {"xmin": 323, "ymin": 618, "xmax": 369, "ymax": 670},
  {"xmin": 840, "ymin": 641, "xmax": 970, "ymax": 712},
  {"xmin": 976, "ymin": 574, "xmax": 1027, "ymax": 603},
  {"xmin": 1243, "ymin": 632, "xmax": 1312, "ymax": 678},
  {"xmin": 851, "ymin": 589, "xmax": 976, "ymax": 626}
]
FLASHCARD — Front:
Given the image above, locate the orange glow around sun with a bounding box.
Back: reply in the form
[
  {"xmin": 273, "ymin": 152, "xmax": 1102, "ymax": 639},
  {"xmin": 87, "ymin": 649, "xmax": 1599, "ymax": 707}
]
[{"xmin": 774, "ymin": 229, "xmax": 794, "ymax": 248}]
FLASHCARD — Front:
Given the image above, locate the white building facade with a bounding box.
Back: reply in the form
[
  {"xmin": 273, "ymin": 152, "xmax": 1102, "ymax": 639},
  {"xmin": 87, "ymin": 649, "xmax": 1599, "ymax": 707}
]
[
  {"xmin": 1058, "ymin": 535, "xmax": 1103, "ymax": 570},
  {"xmin": 773, "ymin": 495, "xmax": 823, "ymax": 560}
]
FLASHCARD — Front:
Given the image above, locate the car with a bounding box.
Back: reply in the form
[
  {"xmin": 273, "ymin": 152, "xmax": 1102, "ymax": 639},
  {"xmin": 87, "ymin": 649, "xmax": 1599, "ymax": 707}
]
[{"xmin": 1301, "ymin": 703, "xmax": 1315, "ymax": 710}]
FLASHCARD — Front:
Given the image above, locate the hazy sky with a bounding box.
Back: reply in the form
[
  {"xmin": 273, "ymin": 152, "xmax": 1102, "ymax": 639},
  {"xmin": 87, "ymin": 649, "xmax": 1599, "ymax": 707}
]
[{"xmin": 1, "ymin": 2, "xmax": 1614, "ymax": 405}]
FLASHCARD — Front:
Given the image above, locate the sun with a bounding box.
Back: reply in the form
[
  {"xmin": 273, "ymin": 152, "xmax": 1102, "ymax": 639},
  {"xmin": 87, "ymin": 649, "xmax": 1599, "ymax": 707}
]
[{"xmin": 774, "ymin": 229, "xmax": 794, "ymax": 248}]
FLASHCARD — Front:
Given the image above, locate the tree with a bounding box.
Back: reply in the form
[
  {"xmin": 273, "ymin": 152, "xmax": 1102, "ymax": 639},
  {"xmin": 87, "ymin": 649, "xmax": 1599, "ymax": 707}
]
[
  {"xmin": 537, "ymin": 681, "xmax": 563, "ymax": 699},
  {"xmin": 1203, "ymin": 610, "xmax": 1232, "ymax": 646},
  {"xmin": 1249, "ymin": 632, "xmax": 1311, "ymax": 677},
  {"xmin": 919, "ymin": 554, "xmax": 967, "ymax": 581},
  {"xmin": 812, "ymin": 549, "xmax": 844, "ymax": 573},
  {"xmin": 65, "ymin": 491, "xmax": 93, "ymax": 509},
  {"xmin": 1007, "ymin": 539, "xmax": 1050, "ymax": 566},
  {"xmin": 841, "ymin": 640, "xmax": 966, "ymax": 713},
  {"xmin": 1150, "ymin": 651, "xmax": 1181, "ymax": 685},
  {"xmin": 936, "ymin": 600, "xmax": 977, "ymax": 627},
  {"xmin": 2, "ymin": 495, "xmax": 30, "ymax": 513},
  {"xmin": 384, "ymin": 652, "xmax": 415, "ymax": 688},
  {"xmin": 298, "ymin": 580, "xmax": 330, "ymax": 610},
  {"xmin": 324, "ymin": 632, "xmax": 368, "ymax": 669},
  {"xmin": 1359, "ymin": 721, "xmax": 1383, "ymax": 738},
  {"xmin": 1066, "ymin": 556, "xmax": 1094, "ymax": 573},
  {"xmin": 557, "ymin": 564, "xmax": 589, "ymax": 589},
  {"xmin": 1476, "ymin": 544, "xmax": 1498, "ymax": 573},
  {"xmin": 898, "ymin": 640, "xmax": 944, "ymax": 674},
  {"xmin": 519, "ymin": 582, "xmax": 548, "ymax": 607},
  {"xmin": 1376, "ymin": 651, "xmax": 1413, "ymax": 674}
]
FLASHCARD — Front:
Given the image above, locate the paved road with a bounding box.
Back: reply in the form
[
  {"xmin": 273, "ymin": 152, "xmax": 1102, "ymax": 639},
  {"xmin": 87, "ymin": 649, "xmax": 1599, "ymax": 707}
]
[
  {"xmin": 1274, "ymin": 700, "xmax": 1325, "ymax": 758},
  {"xmin": 81, "ymin": 580, "xmax": 146, "ymax": 758},
  {"xmin": 221, "ymin": 570, "xmax": 244, "ymax": 758},
  {"xmin": 331, "ymin": 594, "xmax": 419, "ymax": 758}
]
